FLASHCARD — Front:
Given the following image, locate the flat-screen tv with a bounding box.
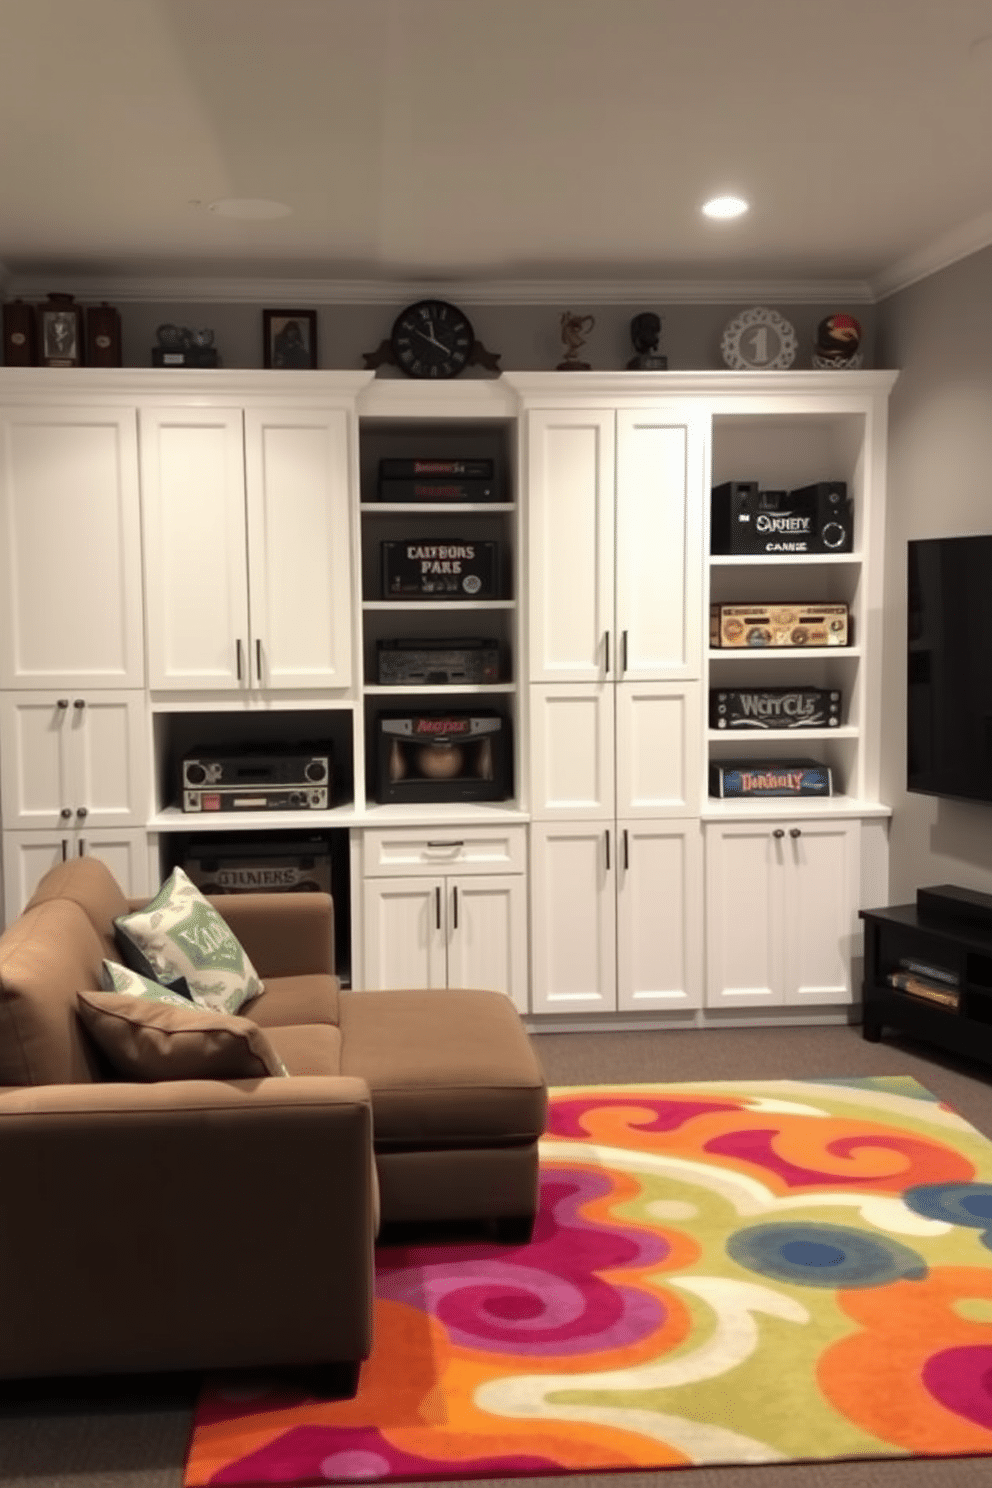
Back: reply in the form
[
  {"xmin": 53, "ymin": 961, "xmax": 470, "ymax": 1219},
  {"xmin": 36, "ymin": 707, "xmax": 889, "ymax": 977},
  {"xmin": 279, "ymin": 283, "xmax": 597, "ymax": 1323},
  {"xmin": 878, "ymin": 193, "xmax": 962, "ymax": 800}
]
[{"xmin": 907, "ymin": 534, "xmax": 992, "ymax": 804}]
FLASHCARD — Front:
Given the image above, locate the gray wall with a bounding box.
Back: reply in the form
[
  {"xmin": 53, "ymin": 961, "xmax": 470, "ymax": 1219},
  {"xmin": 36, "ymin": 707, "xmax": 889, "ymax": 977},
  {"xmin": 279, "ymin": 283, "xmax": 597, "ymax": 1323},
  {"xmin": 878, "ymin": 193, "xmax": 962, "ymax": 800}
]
[{"xmin": 877, "ymin": 245, "xmax": 992, "ymax": 903}]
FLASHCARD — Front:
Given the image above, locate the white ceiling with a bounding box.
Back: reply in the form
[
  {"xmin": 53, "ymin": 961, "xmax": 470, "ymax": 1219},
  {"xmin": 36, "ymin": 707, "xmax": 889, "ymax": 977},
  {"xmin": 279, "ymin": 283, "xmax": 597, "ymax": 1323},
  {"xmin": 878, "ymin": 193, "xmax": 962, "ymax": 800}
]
[{"xmin": 3, "ymin": 0, "xmax": 992, "ymax": 303}]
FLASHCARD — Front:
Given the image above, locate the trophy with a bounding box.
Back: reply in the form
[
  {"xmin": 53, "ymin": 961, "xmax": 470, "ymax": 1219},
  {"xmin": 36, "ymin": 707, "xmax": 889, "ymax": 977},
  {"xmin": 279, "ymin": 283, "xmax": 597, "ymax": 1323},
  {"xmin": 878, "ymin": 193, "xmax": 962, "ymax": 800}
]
[
  {"xmin": 627, "ymin": 311, "xmax": 668, "ymax": 370},
  {"xmin": 556, "ymin": 311, "xmax": 594, "ymax": 371}
]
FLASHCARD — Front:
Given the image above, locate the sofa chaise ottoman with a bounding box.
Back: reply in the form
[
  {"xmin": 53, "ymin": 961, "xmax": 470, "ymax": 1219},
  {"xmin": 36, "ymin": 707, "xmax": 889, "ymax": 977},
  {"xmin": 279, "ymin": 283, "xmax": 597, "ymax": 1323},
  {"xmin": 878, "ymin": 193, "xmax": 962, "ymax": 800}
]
[{"xmin": 0, "ymin": 857, "xmax": 547, "ymax": 1385}]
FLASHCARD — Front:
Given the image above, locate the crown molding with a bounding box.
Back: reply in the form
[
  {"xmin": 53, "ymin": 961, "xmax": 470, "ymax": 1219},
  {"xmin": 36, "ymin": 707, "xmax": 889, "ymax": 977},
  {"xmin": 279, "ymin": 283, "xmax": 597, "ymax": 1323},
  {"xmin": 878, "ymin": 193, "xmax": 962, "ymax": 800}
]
[
  {"xmin": 871, "ymin": 208, "xmax": 992, "ymax": 301},
  {"xmin": 0, "ymin": 273, "xmax": 876, "ymax": 307}
]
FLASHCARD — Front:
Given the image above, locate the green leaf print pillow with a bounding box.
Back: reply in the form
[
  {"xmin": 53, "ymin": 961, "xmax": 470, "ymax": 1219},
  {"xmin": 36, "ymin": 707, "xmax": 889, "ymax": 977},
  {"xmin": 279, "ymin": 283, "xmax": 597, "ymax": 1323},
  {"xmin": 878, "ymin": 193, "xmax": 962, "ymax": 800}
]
[{"xmin": 114, "ymin": 867, "xmax": 263, "ymax": 1015}]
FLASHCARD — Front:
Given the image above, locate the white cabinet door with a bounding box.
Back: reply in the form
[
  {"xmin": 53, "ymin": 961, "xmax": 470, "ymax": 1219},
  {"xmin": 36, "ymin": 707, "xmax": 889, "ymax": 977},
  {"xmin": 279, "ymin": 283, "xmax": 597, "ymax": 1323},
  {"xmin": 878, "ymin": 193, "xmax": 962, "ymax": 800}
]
[
  {"xmin": 615, "ymin": 409, "xmax": 703, "ymax": 681},
  {"xmin": 527, "ymin": 406, "xmax": 703, "ymax": 686},
  {"xmin": 2, "ymin": 828, "xmax": 151, "ymax": 925},
  {"xmin": 615, "ymin": 681, "xmax": 701, "ymax": 817},
  {"xmin": 785, "ymin": 819, "xmax": 861, "ymax": 1006},
  {"xmin": 529, "ymin": 683, "xmax": 614, "ymax": 819},
  {"xmin": 0, "ymin": 405, "xmax": 144, "ymax": 689},
  {"xmin": 705, "ymin": 821, "xmax": 782, "ymax": 1008},
  {"xmin": 617, "ymin": 820, "xmax": 703, "ymax": 1013},
  {"xmin": 362, "ymin": 876, "xmax": 447, "ymax": 990},
  {"xmin": 140, "ymin": 407, "xmax": 250, "ymax": 690},
  {"xmin": 527, "ymin": 409, "xmax": 615, "ymax": 682},
  {"xmin": 705, "ymin": 818, "xmax": 861, "ymax": 1009},
  {"xmin": 444, "ymin": 874, "xmax": 529, "ymax": 1013},
  {"xmin": 243, "ymin": 408, "xmax": 353, "ymax": 690},
  {"xmin": 0, "ymin": 692, "xmax": 148, "ymax": 829},
  {"xmin": 530, "ymin": 822, "xmax": 616, "ymax": 1014}
]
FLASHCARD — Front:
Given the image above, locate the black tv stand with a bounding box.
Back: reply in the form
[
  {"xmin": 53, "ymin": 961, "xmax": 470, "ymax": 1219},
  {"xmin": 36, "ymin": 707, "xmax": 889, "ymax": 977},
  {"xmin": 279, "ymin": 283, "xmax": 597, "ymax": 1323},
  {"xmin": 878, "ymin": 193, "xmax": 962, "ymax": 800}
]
[{"xmin": 860, "ymin": 895, "xmax": 992, "ymax": 1066}]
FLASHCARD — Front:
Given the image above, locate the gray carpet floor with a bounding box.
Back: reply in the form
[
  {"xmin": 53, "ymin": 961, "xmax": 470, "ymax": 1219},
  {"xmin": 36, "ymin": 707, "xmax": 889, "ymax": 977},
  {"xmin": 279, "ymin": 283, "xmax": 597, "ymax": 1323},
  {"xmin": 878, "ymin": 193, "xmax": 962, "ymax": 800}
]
[{"xmin": 3, "ymin": 1022, "xmax": 992, "ymax": 1488}]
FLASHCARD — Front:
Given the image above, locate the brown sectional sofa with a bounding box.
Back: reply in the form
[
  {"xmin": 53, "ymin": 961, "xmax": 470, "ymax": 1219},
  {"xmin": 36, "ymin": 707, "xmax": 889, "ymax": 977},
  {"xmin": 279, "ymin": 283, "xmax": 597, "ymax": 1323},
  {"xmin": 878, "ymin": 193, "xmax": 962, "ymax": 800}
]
[{"xmin": 0, "ymin": 857, "xmax": 547, "ymax": 1387}]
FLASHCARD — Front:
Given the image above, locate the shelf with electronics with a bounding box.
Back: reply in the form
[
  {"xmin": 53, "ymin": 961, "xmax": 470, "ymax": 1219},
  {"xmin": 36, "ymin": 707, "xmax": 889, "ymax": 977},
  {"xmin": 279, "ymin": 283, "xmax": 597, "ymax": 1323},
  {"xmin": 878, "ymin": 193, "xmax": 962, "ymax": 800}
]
[{"xmin": 356, "ymin": 388, "xmax": 523, "ymax": 819}]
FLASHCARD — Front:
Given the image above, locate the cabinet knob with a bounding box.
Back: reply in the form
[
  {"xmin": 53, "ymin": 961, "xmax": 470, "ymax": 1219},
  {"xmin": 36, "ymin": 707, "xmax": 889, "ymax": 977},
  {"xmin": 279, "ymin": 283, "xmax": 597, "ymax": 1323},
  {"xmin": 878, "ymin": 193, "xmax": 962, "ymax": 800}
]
[
  {"xmin": 57, "ymin": 698, "xmax": 69, "ymax": 709},
  {"xmin": 76, "ymin": 805, "xmax": 88, "ymax": 818},
  {"xmin": 790, "ymin": 827, "xmax": 802, "ymax": 839},
  {"xmin": 773, "ymin": 828, "xmax": 785, "ymax": 839},
  {"xmin": 60, "ymin": 807, "xmax": 72, "ymax": 820},
  {"xmin": 73, "ymin": 698, "xmax": 85, "ymax": 709}
]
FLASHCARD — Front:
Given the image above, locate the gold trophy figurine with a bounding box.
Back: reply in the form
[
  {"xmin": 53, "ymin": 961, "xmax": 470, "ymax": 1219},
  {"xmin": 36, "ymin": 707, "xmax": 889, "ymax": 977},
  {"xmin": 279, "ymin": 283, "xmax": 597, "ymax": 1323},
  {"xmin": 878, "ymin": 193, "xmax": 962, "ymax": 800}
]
[{"xmin": 556, "ymin": 311, "xmax": 595, "ymax": 371}]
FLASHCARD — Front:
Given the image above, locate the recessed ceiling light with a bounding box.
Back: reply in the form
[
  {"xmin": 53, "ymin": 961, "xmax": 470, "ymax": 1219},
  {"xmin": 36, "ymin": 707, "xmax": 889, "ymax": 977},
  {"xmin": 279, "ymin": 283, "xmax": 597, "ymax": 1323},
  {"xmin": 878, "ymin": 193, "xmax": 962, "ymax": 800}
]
[
  {"xmin": 702, "ymin": 195, "xmax": 749, "ymax": 220},
  {"xmin": 207, "ymin": 198, "xmax": 292, "ymax": 221}
]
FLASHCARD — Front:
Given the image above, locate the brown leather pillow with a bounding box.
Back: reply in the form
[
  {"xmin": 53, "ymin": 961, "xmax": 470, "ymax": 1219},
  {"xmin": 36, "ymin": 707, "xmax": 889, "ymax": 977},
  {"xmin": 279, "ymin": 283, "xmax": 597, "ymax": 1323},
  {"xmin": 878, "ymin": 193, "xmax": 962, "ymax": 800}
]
[{"xmin": 76, "ymin": 991, "xmax": 288, "ymax": 1081}]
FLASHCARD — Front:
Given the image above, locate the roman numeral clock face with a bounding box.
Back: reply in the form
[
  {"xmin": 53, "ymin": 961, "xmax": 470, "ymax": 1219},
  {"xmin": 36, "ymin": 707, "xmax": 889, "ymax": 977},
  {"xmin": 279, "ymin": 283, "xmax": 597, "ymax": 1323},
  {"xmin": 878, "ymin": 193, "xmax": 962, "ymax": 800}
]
[{"xmin": 390, "ymin": 299, "xmax": 475, "ymax": 378}]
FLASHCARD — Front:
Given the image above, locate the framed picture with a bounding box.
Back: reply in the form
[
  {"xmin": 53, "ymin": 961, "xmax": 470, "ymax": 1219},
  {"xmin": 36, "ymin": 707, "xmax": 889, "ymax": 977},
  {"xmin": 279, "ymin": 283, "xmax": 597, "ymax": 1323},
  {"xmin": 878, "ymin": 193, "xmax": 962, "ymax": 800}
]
[
  {"xmin": 263, "ymin": 309, "xmax": 318, "ymax": 370},
  {"xmin": 38, "ymin": 293, "xmax": 83, "ymax": 367}
]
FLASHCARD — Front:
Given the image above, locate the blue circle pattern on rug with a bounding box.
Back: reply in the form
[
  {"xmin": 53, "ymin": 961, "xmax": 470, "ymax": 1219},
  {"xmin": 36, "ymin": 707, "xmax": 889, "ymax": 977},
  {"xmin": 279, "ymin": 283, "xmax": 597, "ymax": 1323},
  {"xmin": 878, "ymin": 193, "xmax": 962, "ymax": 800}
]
[
  {"xmin": 904, "ymin": 1183, "xmax": 992, "ymax": 1250},
  {"xmin": 726, "ymin": 1222, "xmax": 928, "ymax": 1289}
]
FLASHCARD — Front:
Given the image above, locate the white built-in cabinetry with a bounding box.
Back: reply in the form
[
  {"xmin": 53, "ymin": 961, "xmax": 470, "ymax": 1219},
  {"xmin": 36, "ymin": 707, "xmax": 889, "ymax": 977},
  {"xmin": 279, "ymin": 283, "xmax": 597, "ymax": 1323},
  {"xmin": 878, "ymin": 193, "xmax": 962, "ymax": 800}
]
[
  {"xmin": 360, "ymin": 826, "xmax": 528, "ymax": 1011},
  {"xmin": 0, "ymin": 404, "xmax": 144, "ymax": 689},
  {"xmin": 141, "ymin": 404, "xmax": 354, "ymax": 691},
  {"xmin": 517, "ymin": 386, "xmax": 705, "ymax": 1017},
  {"xmin": 0, "ymin": 367, "xmax": 896, "ymax": 1028}
]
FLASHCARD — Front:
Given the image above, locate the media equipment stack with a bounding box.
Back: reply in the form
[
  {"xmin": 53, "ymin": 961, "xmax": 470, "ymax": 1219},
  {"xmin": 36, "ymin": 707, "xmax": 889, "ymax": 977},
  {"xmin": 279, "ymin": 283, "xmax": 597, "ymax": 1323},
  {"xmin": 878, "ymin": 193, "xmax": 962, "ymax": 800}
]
[
  {"xmin": 180, "ymin": 745, "xmax": 332, "ymax": 813},
  {"xmin": 376, "ymin": 637, "xmax": 500, "ymax": 685},
  {"xmin": 375, "ymin": 457, "xmax": 507, "ymax": 504}
]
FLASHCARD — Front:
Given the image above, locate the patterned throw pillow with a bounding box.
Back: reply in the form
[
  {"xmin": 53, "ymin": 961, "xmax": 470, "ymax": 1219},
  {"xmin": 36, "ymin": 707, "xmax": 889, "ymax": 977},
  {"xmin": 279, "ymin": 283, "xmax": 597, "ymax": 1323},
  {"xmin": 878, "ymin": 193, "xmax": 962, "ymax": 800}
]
[
  {"xmin": 77, "ymin": 990, "xmax": 288, "ymax": 1081},
  {"xmin": 101, "ymin": 959, "xmax": 194, "ymax": 1006},
  {"xmin": 113, "ymin": 867, "xmax": 264, "ymax": 1015}
]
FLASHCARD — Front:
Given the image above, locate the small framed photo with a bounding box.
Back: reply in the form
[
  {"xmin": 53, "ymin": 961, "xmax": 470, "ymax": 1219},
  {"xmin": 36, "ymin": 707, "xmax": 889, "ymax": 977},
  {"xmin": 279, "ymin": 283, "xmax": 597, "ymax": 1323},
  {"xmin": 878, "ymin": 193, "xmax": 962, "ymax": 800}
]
[
  {"xmin": 38, "ymin": 293, "xmax": 83, "ymax": 367},
  {"xmin": 263, "ymin": 309, "xmax": 318, "ymax": 370}
]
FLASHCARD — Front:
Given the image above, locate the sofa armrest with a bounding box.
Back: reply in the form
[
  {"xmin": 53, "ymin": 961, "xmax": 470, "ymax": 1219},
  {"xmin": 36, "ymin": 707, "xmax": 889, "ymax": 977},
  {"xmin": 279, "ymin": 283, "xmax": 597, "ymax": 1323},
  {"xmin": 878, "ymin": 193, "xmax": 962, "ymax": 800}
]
[
  {"xmin": 125, "ymin": 890, "xmax": 336, "ymax": 979},
  {"xmin": 0, "ymin": 1076, "xmax": 374, "ymax": 1379}
]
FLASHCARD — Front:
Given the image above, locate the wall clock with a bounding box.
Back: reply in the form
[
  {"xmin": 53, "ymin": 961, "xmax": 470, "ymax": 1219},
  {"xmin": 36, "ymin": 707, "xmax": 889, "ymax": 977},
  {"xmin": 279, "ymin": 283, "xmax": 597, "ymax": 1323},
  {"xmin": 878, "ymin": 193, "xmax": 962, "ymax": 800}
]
[
  {"xmin": 721, "ymin": 306, "xmax": 798, "ymax": 370},
  {"xmin": 363, "ymin": 300, "xmax": 501, "ymax": 376},
  {"xmin": 391, "ymin": 299, "xmax": 475, "ymax": 379}
]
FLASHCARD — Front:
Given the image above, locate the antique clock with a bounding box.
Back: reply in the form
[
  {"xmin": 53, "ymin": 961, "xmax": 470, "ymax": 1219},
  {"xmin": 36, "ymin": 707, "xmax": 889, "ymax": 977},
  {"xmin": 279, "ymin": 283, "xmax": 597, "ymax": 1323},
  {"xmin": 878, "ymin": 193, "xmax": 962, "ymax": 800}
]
[{"xmin": 390, "ymin": 299, "xmax": 475, "ymax": 379}]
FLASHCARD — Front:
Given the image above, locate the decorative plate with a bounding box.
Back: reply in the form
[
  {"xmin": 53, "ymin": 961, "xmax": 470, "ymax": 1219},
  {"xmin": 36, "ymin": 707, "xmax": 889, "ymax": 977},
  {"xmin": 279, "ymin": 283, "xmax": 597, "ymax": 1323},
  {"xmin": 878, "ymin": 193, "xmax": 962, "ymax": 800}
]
[{"xmin": 721, "ymin": 307, "xmax": 798, "ymax": 370}]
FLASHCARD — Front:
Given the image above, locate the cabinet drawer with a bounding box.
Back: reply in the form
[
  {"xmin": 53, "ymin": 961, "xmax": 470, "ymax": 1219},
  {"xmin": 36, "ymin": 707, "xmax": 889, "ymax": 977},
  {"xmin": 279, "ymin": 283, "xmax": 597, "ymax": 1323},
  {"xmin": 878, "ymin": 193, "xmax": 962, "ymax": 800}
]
[{"xmin": 362, "ymin": 825, "xmax": 527, "ymax": 877}]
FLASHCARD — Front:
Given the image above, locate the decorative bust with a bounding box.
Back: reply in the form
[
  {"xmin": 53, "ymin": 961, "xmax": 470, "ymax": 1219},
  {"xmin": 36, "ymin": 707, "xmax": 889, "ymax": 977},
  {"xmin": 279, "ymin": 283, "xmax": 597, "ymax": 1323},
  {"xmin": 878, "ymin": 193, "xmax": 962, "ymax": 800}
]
[{"xmin": 627, "ymin": 312, "xmax": 668, "ymax": 370}]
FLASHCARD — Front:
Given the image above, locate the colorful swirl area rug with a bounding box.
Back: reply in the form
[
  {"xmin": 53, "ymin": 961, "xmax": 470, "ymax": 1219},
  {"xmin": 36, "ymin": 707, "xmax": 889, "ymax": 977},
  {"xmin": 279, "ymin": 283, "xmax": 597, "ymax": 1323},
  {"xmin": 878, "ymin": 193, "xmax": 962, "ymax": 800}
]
[{"xmin": 185, "ymin": 1077, "xmax": 992, "ymax": 1484}]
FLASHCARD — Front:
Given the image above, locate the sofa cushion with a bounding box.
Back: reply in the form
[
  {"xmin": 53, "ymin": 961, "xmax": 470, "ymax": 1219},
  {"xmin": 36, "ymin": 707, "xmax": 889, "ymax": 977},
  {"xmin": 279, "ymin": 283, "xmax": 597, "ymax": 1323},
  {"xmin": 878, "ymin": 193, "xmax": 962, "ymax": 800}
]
[
  {"xmin": 0, "ymin": 900, "xmax": 107, "ymax": 1085},
  {"xmin": 114, "ymin": 868, "xmax": 263, "ymax": 1015},
  {"xmin": 26, "ymin": 856, "xmax": 131, "ymax": 963},
  {"xmin": 337, "ymin": 988, "xmax": 547, "ymax": 1151},
  {"xmin": 76, "ymin": 991, "xmax": 289, "ymax": 1081},
  {"xmin": 241, "ymin": 973, "xmax": 340, "ymax": 1028},
  {"xmin": 264, "ymin": 1023, "xmax": 342, "ymax": 1076}
]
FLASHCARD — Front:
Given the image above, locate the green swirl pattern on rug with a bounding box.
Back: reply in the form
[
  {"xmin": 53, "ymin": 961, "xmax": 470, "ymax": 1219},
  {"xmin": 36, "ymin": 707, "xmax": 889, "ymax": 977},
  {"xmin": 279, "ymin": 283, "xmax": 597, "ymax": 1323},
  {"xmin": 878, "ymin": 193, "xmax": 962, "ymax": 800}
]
[{"xmin": 186, "ymin": 1076, "xmax": 992, "ymax": 1484}]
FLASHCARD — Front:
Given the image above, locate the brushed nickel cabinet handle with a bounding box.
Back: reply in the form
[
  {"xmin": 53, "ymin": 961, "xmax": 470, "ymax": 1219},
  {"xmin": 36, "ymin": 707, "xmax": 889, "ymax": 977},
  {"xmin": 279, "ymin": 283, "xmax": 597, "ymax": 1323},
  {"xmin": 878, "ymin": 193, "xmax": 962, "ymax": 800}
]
[
  {"xmin": 452, "ymin": 885, "xmax": 459, "ymax": 930},
  {"xmin": 256, "ymin": 638, "xmax": 263, "ymax": 682},
  {"xmin": 605, "ymin": 828, "xmax": 611, "ymax": 871},
  {"xmin": 236, "ymin": 638, "xmax": 244, "ymax": 681},
  {"xmin": 604, "ymin": 631, "xmax": 610, "ymax": 674}
]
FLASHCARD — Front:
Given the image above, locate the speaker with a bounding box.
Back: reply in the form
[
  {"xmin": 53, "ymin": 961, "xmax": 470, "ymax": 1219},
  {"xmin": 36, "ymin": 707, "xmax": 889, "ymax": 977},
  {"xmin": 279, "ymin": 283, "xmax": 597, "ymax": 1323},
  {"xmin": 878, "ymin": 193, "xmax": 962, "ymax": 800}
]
[
  {"xmin": 790, "ymin": 481, "xmax": 853, "ymax": 553},
  {"xmin": 711, "ymin": 480, "xmax": 852, "ymax": 554}
]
